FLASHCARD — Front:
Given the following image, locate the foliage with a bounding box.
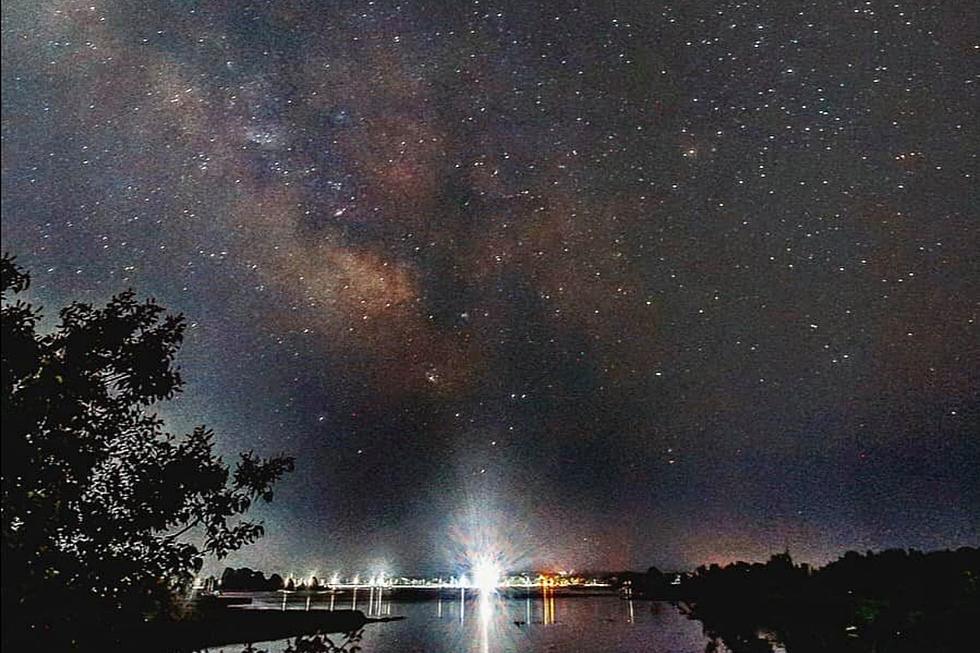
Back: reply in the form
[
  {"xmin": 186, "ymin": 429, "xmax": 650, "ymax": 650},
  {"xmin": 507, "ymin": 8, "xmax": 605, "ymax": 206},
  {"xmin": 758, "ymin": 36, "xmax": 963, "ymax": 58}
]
[
  {"xmin": 679, "ymin": 547, "xmax": 980, "ymax": 653},
  {"xmin": 1, "ymin": 254, "xmax": 294, "ymax": 649},
  {"xmin": 219, "ymin": 566, "xmax": 286, "ymax": 591},
  {"xmin": 283, "ymin": 629, "xmax": 363, "ymax": 653},
  {"xmin": 236, "ymin": 630, "xmax": 364, "ymax": 653}
]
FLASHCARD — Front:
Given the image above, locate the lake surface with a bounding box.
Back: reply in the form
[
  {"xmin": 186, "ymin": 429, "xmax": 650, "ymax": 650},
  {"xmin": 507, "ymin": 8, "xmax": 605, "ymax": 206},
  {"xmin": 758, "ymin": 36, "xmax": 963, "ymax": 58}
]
[{"xmin": 203, "ymin": 591, "xmax": 733, "ymax": 653}]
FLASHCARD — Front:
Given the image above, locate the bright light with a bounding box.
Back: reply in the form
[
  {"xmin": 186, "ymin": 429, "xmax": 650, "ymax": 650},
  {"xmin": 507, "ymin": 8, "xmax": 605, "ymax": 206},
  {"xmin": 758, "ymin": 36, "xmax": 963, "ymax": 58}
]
[{"xmin": 471, "ymin": 556, "xmax": 501, "ymax": 593}]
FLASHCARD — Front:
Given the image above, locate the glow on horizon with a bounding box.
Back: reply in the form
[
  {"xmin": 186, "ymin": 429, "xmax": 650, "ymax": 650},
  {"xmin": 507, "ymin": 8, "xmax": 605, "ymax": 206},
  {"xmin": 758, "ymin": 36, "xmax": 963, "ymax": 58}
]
[{"xmin": 267, "ymin": 572, "xmax": 609, "ymax": 589}]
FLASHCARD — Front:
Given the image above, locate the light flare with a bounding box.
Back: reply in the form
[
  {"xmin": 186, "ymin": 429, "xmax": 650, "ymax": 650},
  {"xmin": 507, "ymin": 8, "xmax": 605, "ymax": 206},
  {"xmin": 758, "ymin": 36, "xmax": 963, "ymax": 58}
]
[{"xmin": 471, "ymin": 555, "xmax": 502, "ymax": 594}]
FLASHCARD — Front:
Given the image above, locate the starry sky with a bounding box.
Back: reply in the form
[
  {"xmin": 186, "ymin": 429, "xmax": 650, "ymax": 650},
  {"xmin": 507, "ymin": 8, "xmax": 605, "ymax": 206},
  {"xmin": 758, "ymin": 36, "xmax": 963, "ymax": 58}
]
[{"xmin": 2, "ymin": 1, "xmax": 978, "ymax": 575}]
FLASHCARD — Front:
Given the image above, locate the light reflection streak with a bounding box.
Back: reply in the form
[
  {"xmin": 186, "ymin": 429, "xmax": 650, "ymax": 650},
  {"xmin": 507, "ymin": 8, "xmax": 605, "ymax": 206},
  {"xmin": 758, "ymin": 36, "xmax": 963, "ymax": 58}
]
[
  {"xmin": 479, "ymin": 590, "xmax": 492, "ymax": 653},
  {"xmin": 540, "ymin": 584, "xmax": 557, "ymax": 625}
]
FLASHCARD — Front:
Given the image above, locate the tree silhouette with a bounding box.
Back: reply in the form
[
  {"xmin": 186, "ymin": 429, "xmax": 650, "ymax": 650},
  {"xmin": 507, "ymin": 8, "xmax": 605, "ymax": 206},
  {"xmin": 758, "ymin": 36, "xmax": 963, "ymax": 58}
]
[
  {"xmin": 1, "ymin": 255, "xmax": 294, "ymax": 650},
  {"xmin": 678, "ymin": 547, "xmax": 979, "ymax": 653}
]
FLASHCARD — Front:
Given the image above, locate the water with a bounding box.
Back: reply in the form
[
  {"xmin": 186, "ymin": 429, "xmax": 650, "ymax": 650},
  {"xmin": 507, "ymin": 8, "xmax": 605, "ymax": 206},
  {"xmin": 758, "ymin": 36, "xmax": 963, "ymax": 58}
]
[{"xmin": 205, "ymin": 591, "xmax": 723, "ymax": 653}]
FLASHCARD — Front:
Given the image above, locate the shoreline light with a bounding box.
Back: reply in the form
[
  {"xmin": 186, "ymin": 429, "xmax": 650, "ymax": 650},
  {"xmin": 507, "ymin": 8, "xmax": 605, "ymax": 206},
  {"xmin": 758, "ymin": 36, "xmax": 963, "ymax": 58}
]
[{"xmin": 471, "ymin": 556, "xmax": 502, "ymax": 594}]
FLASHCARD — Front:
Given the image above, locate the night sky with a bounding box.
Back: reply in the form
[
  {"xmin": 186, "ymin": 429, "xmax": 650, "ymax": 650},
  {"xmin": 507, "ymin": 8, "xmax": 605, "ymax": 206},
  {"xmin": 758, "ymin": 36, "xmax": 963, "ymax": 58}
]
[{"xmin": 2, "ymin": 1, "xmax": 977, "ymax": 576}]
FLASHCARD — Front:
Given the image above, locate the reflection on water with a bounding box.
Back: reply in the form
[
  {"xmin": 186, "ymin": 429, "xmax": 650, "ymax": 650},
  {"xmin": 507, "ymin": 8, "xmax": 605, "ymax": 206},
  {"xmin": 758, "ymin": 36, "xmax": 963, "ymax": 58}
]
[
  {"xmin": 540, "ymin": 586, "xmax": 556, "ymax": 626},
  {"xmin": 217, "ymin": 592, "xmax": 720, "ymax": 653},
  {"xmin": 478, "ymin": 591, "xmax": 491, "ymax": 653}
]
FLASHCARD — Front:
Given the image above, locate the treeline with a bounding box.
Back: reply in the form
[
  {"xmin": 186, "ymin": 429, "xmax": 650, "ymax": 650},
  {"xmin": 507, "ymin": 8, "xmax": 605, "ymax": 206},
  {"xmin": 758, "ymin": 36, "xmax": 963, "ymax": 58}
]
[
  {"xmin": 639, "ymin": 547, "xmax": 979, "ymax": 653},
  {"xmin": 217, "ymin": 567, "xmax": 325, "ymax": 591}
]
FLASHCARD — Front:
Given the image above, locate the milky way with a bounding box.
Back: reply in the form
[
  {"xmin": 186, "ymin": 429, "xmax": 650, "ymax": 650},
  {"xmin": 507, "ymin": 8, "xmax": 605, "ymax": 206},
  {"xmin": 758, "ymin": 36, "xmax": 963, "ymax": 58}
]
[{"xmin": 2, "ymin": 1, "xmax": 977, "ymax": 574}]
